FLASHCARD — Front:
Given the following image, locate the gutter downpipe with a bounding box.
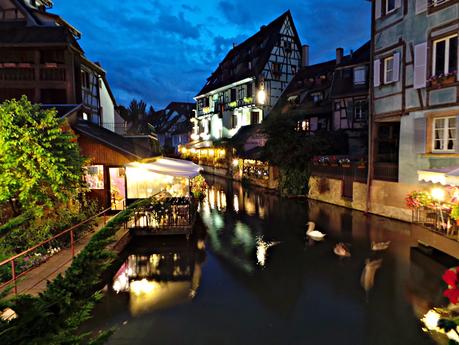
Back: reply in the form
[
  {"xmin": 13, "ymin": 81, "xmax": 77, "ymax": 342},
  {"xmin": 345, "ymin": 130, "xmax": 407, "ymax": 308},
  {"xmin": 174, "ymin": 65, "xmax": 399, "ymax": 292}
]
[{"xmin": 366, "ymin": 0, "xmax": 375, "ymax": 214}]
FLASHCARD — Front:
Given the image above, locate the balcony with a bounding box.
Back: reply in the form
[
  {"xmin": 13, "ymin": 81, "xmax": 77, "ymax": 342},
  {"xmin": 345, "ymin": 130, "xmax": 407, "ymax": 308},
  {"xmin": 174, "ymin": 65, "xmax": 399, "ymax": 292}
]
[
  {"xmin": 310, "ymin": 161, "xmax": 368, "ymax": 183},
  {"xmin": 40, "ymin": 68, "xmax": 66, "ymax": 81},
  {"xmin": 0, "ymin": 68, "xmax": 34, "ymax": 81},
  {"xmin": 374, "ymin": 162, "xmax": 398, "ymax": 182}
]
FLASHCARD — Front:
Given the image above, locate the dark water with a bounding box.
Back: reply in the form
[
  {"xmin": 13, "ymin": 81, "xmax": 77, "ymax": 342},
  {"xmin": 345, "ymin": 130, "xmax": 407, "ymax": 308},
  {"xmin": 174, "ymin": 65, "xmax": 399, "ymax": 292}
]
[{"xmin": 86, "ymin": 175, "xmax": 456, "ymax": 345}]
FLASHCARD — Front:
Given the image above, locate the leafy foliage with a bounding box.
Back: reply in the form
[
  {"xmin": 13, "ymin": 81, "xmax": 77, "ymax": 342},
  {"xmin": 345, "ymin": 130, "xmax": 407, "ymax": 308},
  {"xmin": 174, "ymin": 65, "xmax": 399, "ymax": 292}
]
[
  {"xmin": 0, "ymin": 200, "xmax": 147, "ymax": 345},
  {"xmin": 262, "ymin": 109, "xmax": 348, "ymax": 195},
  {"xmin": 0, "ymin": 97, "xmax": 87, "ymax": 215}
]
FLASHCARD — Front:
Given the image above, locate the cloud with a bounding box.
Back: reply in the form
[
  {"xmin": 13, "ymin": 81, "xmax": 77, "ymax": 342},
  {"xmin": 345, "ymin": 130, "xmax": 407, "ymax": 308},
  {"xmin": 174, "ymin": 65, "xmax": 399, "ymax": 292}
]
[{"xmin": 53, "ymin": 0, "xmax": 371, "ymax": 109}]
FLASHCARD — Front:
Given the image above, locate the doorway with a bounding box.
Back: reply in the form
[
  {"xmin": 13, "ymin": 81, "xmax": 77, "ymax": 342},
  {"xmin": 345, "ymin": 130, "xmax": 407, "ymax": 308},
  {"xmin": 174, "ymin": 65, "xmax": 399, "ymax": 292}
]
[{"xmin": 109, "ymin": 167, "xmax": 126, "ymax": 211}]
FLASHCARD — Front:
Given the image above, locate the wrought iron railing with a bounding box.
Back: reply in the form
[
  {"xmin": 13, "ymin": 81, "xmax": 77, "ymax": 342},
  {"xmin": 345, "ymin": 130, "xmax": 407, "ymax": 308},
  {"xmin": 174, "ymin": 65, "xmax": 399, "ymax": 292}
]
[
  {"xmin": 0, "ymin": 207, "xmax": 112, "ymax": 295},
  {"xmin": 374, "ymin": 162, "xmax": 398, "ymax": 182},
  {"xmin": 129, "ymin": 197, "xmax": 196, "ymax": 231},
  {"xmin": 412, "ymin": 206, "xmax": 459, "ymax": 241},
  {"xmin": 310, "ymin": 162, "xmax": 368, "ymax": 183}
]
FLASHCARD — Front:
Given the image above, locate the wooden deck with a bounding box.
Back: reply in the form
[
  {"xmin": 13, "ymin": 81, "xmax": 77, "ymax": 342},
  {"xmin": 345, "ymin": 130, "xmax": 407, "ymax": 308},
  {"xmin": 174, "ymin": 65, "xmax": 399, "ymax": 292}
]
[{"xmin": 412, "ymin": 224, "xmax": 459, "ymax": 259}]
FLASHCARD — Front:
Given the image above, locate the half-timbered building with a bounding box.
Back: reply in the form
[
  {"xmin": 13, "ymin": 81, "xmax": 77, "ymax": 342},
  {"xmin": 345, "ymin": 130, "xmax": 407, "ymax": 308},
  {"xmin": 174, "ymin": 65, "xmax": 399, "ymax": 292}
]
[
  {"xmin": 0, "ymin": 0, "xmax": 159, "ymax": 210},
  {"xmin": 192, "ymin": 10, "xmax": 302, "ymax": 145}
]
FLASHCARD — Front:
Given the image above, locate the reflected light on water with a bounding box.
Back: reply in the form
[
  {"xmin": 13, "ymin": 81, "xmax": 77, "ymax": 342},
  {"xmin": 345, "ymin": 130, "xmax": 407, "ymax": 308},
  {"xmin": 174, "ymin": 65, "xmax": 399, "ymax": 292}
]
[
  {"xmin": 233, "ymin": 194, "xmax": 239, "ymax": 213},
  {"xmin": 131, "ymin": 279, "xmax": 157, "ymax": 296}
]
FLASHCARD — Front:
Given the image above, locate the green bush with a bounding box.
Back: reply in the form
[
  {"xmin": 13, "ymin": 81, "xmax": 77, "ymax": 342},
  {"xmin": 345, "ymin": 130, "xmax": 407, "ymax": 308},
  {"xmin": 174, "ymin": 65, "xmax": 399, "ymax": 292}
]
[{"xmin": 0, "ymin": 199, "xmax": 145, "ymax": 345}]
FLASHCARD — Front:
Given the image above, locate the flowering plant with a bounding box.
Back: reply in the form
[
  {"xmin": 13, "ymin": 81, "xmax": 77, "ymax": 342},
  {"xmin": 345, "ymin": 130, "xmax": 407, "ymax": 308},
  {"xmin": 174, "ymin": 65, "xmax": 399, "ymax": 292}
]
[
  {"xmin": 428, "ymin": 71, "xmax": 457, "ymax": 86},
  {"xmin": 191, "ymin": 175, "xmax": 208, "ymax": 201},
  {"xmin": 338, "ymin": 158, "xmax": 351, "ymax": 166},
  {"xmin": 443, "ymin": 268, "xmax": 459, "ymax": 304},
  {"xmin": 406, "ymin": 191, "xmax": 432, "ymax": 209}
]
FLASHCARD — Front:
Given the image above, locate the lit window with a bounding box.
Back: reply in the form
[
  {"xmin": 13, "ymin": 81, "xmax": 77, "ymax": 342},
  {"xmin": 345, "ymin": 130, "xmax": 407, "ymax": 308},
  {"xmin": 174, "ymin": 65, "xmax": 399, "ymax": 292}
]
[
  {"xmin": 433, "ymin": 35, "xmax": 458, "ymax": 76},
  {"xmin": 433, "ymin": 117, "xmax": 456, "ymax": 152},
  {"xmin": 301, "ymin": 119, "xmax": 310, "ymax": 131},
  {"xmin": 311, "ymin": 92, "xmax": 323, "ymax": 104},
  {"xmin": 85, "ymin": 165, "xmax": 104, "ymax": 189},
  {"xmin": 354, "ymin": 100, "xmax": 368, "ymax": 121},
  {"xmin": 353, "ymin": 67, "xmax": 366, "ymax": 85},
  {"xmin": 384, "ymin": 56, "xmax": 394, "ymax": 84},
  {"xmin": 386, "ymin": 0, "xmax": 396, "ymax": 13}
]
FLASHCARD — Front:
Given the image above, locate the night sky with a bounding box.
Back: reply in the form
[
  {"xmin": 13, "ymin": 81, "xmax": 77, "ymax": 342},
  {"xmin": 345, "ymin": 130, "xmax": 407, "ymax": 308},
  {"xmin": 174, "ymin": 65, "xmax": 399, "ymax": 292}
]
[{"xmin": 53, "ymin": 0, "xmax": 371, "ymax": 110}]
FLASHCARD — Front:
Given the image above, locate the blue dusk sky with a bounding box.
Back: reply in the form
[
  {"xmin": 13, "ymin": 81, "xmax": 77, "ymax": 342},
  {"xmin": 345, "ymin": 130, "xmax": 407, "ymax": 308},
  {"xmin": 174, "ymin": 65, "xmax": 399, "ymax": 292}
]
[{"xmin": 52, "ymin": 0, "xmax": 371, "ymax": 110}]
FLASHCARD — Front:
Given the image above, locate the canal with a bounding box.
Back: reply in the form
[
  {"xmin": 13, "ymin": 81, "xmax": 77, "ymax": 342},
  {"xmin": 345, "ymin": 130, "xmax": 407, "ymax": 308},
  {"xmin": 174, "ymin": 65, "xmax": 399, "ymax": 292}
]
[{"xmin": 85, "ymin": 175, "xmax": 455, "ymax": 345}]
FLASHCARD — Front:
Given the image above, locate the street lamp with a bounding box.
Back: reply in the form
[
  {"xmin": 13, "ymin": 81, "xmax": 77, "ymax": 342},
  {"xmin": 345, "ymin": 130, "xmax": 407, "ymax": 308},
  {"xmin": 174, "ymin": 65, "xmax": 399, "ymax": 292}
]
[{"xmin": 257, "ymin": 88, "xmax": 266, "ymax": 105}]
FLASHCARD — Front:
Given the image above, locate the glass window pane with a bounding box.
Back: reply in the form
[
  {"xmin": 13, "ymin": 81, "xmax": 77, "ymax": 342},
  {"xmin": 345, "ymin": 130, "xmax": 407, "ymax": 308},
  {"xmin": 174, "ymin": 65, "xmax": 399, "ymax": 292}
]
[
  {"xmin": 449, "ymin": 36, "xmax": 458, "ymax": 73},
  {"xmin": 435, "ymin": 40, "xmax": 446, "ymax": 75}
]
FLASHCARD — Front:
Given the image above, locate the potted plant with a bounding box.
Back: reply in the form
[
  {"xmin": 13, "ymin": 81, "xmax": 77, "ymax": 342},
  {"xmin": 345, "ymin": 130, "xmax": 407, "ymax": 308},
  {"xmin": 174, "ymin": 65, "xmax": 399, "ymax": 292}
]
[
  {"xmin": 357, "ymin": 158, "xmax": 366, "ymax": 169},
  {"xmin": 338, "ymin": 158, "xmax": 351, "ymax": 168},
  {"xmin": 406, "ymin": 190, "xmax": 433, "ymax": 209},
  {"xmin": 330, "ymin": 156, "xmax": 338, "ymax": 167},
  {"xmin": 450, "ymin": 205, "xmax": 459, "ymax": 225}
]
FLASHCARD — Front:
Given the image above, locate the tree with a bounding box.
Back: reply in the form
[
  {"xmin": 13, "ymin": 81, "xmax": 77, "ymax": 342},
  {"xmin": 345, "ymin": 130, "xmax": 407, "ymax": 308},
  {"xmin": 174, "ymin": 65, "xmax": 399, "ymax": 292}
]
[
  {"xmin": 263, "ymin": 108, "xmax": 348, "ymax": 195},
  {"xmin": 0, "ymin": 96, "xmax": 87, "ymax": 216},
  {"xmin": 122, "ymin": 99, "xmax": 155, "ymax": 135}
]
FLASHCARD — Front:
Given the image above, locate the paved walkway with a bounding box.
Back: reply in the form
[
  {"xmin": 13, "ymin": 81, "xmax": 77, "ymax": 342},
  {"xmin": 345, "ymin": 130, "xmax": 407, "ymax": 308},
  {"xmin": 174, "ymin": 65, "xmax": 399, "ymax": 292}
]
[{"xmin": 6, "ymin": 216, "xmax": 116, "ymax": 297}]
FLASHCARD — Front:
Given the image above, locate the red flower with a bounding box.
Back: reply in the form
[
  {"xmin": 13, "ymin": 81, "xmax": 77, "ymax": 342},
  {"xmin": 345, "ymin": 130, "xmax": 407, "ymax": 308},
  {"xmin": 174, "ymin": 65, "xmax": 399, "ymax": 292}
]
[
  {"xmin": 444, "ymin": 287, "xmax": 459, "ymax": 304},
  {"xmin": 443, "ymin": 269, "xmax": 458, "ymax": 287}
]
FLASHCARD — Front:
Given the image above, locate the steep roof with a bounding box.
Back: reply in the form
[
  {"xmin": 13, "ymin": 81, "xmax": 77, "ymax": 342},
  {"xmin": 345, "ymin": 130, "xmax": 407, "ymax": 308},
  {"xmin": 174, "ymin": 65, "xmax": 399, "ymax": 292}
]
[
  {"xmin": 73, "ymin": 120, "xmax": 153, "ymax": 159},
  {"xmin": 154, "ymin": 102, "xmax": 195, "ymax": 134},
  {"xmin": 196, "ymin": 10, "xmax": 300, "ymax": 97},
  {"xmin": 0, "ymin": 0, "xmax": 83, "ymax": 51}
]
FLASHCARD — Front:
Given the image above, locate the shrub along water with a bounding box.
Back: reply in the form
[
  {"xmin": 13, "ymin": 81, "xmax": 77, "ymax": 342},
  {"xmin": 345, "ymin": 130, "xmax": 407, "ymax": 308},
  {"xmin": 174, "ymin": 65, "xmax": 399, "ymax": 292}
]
[{"xmin": 0, "ymin": 198, "xmax": 149, "ymax": 345}]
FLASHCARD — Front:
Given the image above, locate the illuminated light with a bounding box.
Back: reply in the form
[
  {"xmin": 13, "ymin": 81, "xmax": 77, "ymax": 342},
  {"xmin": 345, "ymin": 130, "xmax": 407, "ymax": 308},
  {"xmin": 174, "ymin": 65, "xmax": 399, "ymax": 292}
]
[
  {"xmin": 422, "ymin": 310, "xmax": 440, "ymax": 331},
  {"xmin": 209, "ymin": 149, "xmax": 215, "ymax": 156},
  {"xmin": 190, "ymin": 148, "xmax": 197, "ymax": 154},
  {"xmin": 233, "ymin": 194, "xmax": 239, "ymax": 213},
  {"xmin": 130, "ymin": 279, "xmax": 157, "ymax": 296},
  {"xmin": 431, "ymin": 188, "xmax": 445, "ymax": 202},
  {"xmin": 181, "ymin": 148, "xmax": 187, "ymax": 154},
  {"xmin": 232, "ymin": 159, "xmax": 239, "ymax": 167},
  {"xmin": 191, "ymin": 133, "xmax": 200, "ymax": 141},
  {"xmin": 257, "ymin": 89, "xmax": 266, "ymax": 105}
]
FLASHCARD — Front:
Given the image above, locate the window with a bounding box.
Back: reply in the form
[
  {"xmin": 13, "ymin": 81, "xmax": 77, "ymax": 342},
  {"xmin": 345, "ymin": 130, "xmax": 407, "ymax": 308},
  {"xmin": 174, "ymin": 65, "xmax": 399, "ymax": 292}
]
[
  {"xmin": 311, "ymin": 92, "xmax": 323, "ymax": 104},
  {"xmin": 272, "ymin": 63, "xmax": 281, "ymax": 79},
  {"xmin": 85, "ymin": 165, "xmax": 104, "ymax": 189},
  {"xmin": 430, "ymin": 0, "xmax": 450, "ymax": 7},
  {"xmin": 433, "ymin": 35, "xmax": 458, "ymax": 76},
  {"xmin": 291, "ymin": 65, "xmax": 297, "ymax": 75},
  {"xmin": 353, "ymin": 67, "xmax": 366, "ymax": 85},
  {"xmin": 297, "ymin": 119, "xmax": 310, "ymax": 132},
  {"xmin": 386, "ymin": 0, "xmax": 396, "ymax": 13},
  {"xmin": 230, "ymin": 88, "xmax": 237, "ymax": 102},
  {"xmin": 81, "ymin": 70, "xmax": 90, "ymax": 89},
  {"xmin": 384, "ymin": 56, "xmax": 394, "ymax": 84},
  {"xmin": 251, "ymin": 111, "xmax": 260, "ymax": 125},
  {"xmin": 231, "ymin": 114, "xmax": 238, "ymax": 128},
  {"xmin": 354, "ymin": 100, "xmax": 368, "ymax": 121},
  {"xmin": 433, "ymin": 117, "xmax": 456, "ymax": 152}
]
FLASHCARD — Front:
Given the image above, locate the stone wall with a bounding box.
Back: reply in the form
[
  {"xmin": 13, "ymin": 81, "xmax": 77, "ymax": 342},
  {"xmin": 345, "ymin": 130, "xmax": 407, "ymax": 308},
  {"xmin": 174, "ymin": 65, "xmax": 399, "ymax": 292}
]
[{"xmin": 308, "ymin": 176, "xmax": 416, "ymax": 222}]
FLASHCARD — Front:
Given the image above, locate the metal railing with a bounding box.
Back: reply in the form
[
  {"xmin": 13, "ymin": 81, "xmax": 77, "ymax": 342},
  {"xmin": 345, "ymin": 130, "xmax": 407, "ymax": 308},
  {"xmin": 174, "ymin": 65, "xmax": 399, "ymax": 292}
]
[
  {"xmin": 374, "ymin": 162, "xmax": 399, "ymax": 182},
  {"xmin": 129, "ymin": 197, "xmax": 196, "ymax": 232},
  {"xmin": 310, "ymin": 162, "xmax": 368, "ymax": 183},
  {"xmin": 0, "ymin": 207, "xmax": 112, "ymax": 295},
  {"xmin": 412, "ymin": 206, "xmax": 459, "ymax": 241}
]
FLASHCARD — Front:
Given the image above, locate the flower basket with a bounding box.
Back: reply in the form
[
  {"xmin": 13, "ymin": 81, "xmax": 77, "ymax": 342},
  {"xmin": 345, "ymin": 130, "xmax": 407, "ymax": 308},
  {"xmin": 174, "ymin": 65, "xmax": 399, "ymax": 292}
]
[
  {"xmin": 357, "ymin": 164, "xmax": 366, "ymax": 169},
  {"xmin": 341, "ymin": 163, "xmax": 351, "ymax": 168},
  {"xmin": 429, "ymin": 73, "xmax": 457, "ymax": 88}
]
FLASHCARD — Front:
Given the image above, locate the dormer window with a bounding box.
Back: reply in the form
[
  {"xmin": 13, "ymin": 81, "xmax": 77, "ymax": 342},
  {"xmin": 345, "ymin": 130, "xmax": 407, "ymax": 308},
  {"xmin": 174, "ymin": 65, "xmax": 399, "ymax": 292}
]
[
  {"xmin": 353, "ymin": 66, "xmax": 366, "ymax": 85},
  {"xmin": 311, "ymin": 92, "xmax": 323, "ymax": 104}
]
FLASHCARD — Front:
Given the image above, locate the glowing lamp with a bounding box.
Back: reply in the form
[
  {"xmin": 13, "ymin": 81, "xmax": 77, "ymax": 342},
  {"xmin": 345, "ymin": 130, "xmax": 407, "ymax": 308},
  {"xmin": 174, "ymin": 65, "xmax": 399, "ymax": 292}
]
[
  {"xmin": 431, "ymin": 188, "xmax": 445, "ymax": 202},
  {"xmin": 257, "ymin": 89, "xmax": 266, "ymax": 105},
  {"xmin": 209, "ymin": 149, "xmax": 215, "ymax": 156},
  {"xmin": 422, "ymin": 310, "xmax": 440, "ymax": 331},
  {"xmin": 232, "ymin": 159, "xmax": 239, "ymax": 167}
]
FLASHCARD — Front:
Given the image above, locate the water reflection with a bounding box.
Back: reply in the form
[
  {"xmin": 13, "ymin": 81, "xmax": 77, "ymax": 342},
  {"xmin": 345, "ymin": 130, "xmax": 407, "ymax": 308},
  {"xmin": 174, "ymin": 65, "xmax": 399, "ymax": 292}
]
[{"xmin": 84, "ymin": 175, "xmax": 459, "ymax": 345}]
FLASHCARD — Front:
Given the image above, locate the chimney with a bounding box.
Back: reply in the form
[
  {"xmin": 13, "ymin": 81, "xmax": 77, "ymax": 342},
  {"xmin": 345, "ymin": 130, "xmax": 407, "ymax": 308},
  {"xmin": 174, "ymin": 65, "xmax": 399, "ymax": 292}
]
[
  {"xmin": 336, "ymin": 48, "xmax": 344, "ymax": 65},
  {"xmin": 302, "ymin": 45, "xmax": 310, "ymax": 67}
]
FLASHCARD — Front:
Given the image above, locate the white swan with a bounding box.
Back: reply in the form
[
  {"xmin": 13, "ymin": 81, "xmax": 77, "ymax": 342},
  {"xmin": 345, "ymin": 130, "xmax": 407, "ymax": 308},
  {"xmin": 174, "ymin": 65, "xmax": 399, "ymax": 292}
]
[
  {"xmin": 371, "ymin": 241, "xmax": 391, "ymax": 251},
  {"xmin": 334, "ymin": 242, "xmax": 351, "ymax": 258},
  {"xmin": 306, "ymin": 221, "xmax": 326, "ymax": 241}
]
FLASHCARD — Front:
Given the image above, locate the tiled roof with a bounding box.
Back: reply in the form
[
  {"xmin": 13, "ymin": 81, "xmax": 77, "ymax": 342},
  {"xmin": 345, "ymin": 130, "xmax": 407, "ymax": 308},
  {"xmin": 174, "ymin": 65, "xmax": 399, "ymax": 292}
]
[
  {"xmin": 197, "ymin": 10, "xmax": 300, "ymax": 96},
  {"xmin": 73, "ymin": 120, "xmax": 153, "ymax": 159}
]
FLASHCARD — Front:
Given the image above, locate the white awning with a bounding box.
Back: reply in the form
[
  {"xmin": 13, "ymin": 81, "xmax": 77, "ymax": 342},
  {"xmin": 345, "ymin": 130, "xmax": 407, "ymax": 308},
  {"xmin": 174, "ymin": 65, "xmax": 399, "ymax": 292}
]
[
  {"xmin": 418, "ymin": 167, "xmax": 459, "ymax": 186},
  {"xmin": 126, "ymin": 157, "xmax": 202, "ymax": 178}
]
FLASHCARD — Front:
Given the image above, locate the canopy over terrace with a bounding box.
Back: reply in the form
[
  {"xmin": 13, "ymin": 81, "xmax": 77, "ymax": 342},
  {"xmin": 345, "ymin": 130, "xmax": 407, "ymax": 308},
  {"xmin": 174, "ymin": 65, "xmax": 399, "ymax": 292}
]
[
  {"xmin": 418, "ymin": 167, "xmax": 459, "ymax": 186},
  {"xmin": 125, "ymin": 157, "xmax": 202, "ymax": 200}
]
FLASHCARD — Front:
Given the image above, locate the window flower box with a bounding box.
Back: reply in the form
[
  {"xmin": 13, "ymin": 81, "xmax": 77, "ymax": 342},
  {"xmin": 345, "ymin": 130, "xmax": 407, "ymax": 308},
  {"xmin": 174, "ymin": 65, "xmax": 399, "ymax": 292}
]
[{"xmin": 428, "ymin": 72, "xmax": 457, "ymax": 88}]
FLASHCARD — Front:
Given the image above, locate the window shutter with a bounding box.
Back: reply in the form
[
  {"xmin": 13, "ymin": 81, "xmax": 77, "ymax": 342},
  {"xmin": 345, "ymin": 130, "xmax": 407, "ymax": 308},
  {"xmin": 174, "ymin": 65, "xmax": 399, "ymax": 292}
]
[
  {"xmin": 414, "ymin": 117, "xmax": 427, "ymax": 154},
  {"xmin": 393, "ymin": 52, "xmax": 400, "ymax": 82},
  {"xmin": 415, "ymin": 0, "xmax": 428, "ymax": 14},
  {"xmin": 373, "ymin": 59, "xmax": 381, "ymax": 87},
  {"xmin": 375, "ymin": 0, "xmax": 382, "ymax": 19},
  {"xmin": 414, "ymin": 42, "xmax": 427, "ymax": 89},
  {"xmin": 395, "ymin": 0, "xmax": 402, "ymax": 9}
]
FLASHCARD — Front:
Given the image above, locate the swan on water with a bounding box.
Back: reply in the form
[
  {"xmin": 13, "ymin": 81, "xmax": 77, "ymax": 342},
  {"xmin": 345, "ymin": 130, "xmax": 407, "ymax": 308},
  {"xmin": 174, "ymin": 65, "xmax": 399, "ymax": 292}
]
[
  {"xmin": 306, "ymin": 221, "xmax": 326, "ymax": 241},
  {"xmin": 334, "ymin": 242, "xmax": 351, "ymax": 257}
]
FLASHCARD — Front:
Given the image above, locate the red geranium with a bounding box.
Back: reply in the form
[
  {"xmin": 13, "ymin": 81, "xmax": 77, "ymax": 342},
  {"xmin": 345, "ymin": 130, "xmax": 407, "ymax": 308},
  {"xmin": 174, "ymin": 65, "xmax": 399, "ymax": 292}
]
[{"xmin": 443, "ymin": 268, "xmax": 459, "ymax": 304}]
